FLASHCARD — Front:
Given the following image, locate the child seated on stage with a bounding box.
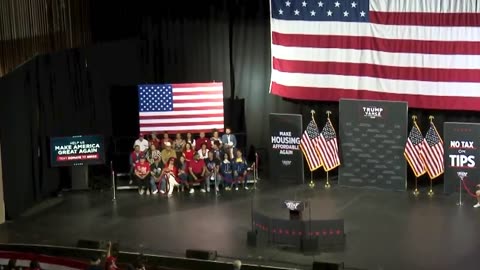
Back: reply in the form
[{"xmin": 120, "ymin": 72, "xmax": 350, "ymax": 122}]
[
  {"xmin": 150, "ymin": 156, "xmax": 163, "ymax": 194},
  {"xmin": 211, "ymin": 141, "xmax": 223, "ymax": 160},
  {"xmin": 205, "ymin": 151, "xmax": 221, "ymax": 192},
  {"xmin": 220, "ymin": 153, "xmax": 234, "ymax": 191},
  {"xmin": 232, "ymin": 149, "xmax": 249, "ymax": 191},
  {"xmin": 177, "ymin": 155, "xmax": 189, "ymax": 191}
]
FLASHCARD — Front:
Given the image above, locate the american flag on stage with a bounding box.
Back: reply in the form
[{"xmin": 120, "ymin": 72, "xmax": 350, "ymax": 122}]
[
  {"xmin": 300, "ymin": 119, "xmax": 323, "ymax": 171},
  {"xmin": 269, "ymin": 0, "xmax": 480, "ymax": 111},
  {"xmin": 421, "ymin": 122, "xmax": 444, "ymax": 180},
  {"xmin": 138, "ymin": 83, "xmax": 224, "ymax": 133},
  {"xmin": 318, "ymin": 118, "xmax": 340, "ymax": 171},
  {"xmin": 404, "ymin": 122, "xmax": 426, "ymax": 177}
]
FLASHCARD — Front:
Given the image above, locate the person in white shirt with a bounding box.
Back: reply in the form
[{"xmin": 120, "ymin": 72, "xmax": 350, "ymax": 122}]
[
  {"xmin": 134, "ymin": 133, "xmax": 149, "ymax": 152},
  {"xmin": 197, "ymin": 143, "xmax": 210, "ymax": 159}
]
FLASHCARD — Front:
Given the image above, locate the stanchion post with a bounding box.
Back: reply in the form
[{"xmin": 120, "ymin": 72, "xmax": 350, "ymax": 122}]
[
  {"xmin": 325, "ymin": 171, "xmax": 331, "ymax": 189},
  {"xmin": 456, "ymin": 172, "xmax": 467, "ymax": 206},
  {"xmin": 413, "ymin": 177, "xmax": 419, "ymax": 196},
  {"xmin": 308, "ymin": 171, "xmax": 315, "ymax": 188},
  {"xmin": 251, "ymin": 163, "xmax": 258, "ymax": 190},
  {"xmin": 111, "ymin": 161, "xmax": 116, "ymax": 202},
  {"xmin": 457, "ymin": 179, "xmax": 463, "ymax": 206},
  {"xmin": 427, "ymin": 178, "xmax": 434, "ymax": 197},
  {"xmin": 214, "ymin": 170, "xmax": 218, "ymax": 196},
  {"xmin": 255, "ymin": 153, "xmax": 260, "ymax": 181}
]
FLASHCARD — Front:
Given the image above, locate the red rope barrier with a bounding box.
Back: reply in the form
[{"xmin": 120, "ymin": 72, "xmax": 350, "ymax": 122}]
[{"xmin": 461, "ymin": 178, "xmax": 478, "ymax": 198}]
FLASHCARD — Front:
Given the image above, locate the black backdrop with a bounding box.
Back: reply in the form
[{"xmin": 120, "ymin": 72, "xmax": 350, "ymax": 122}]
[{"xmin": 2, "ymin": 0, "xmax": 480, "ymax": 218}]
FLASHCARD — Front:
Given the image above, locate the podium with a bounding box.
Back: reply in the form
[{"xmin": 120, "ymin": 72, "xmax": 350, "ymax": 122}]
[
  {"xmin": 70, "ymin": 165, "xmax": 89, "ymax": 190},
  {"xmin": 283, "ymin": 200, "xmax": 307, "ymax": 220}
]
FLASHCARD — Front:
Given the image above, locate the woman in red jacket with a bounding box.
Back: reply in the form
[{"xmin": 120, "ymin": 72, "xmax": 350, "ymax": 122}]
[
  {"xmin": 161, "ymin": 157, "xmax": 180, "ymax": 197},
  {"xmin": 183, "ymin": 142, "xmax": 195, "ymax": 162}
]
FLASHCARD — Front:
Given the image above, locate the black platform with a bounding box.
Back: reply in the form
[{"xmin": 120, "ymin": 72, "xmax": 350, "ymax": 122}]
[{"xmin": 0, "ymin": 181, "xmax": 479, "ymax": 270}]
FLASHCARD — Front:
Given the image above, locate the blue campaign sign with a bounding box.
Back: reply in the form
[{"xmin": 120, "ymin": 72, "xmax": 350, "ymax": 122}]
[{"xmin": 50, "ymin": 135, "xmax": 105, "ymax": 167}]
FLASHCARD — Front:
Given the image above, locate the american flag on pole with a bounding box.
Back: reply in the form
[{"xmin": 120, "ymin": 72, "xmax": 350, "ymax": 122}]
[
  {"xmin": 404, "ymin": 122, "xmax": 426, "ymax": 177},
  {"xmin": 318, "ymin": 118, "xmax": 340, "ymax": 171},
  {"xmin": 269, "ymin": 0, "xmax": 480, "ymax": 111},
  {"xmin": 300, "ymin": 119, "xmax": 323, "ymax": 171},
  {"xmin": 421, "ymin": 122, "xmax": 444, "ymax": 179},
  {"xmin": 138, "ymin": 83, "xmax": 224, "ymax": 133}
]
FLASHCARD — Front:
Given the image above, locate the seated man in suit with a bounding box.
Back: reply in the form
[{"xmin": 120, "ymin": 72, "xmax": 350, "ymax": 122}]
[
  {"xmin": 188, "ymin": 152, "xmax": 206, "ymax": 194},
  {"xmin": 221, "ymin": 127, "xmax": 237, "ymax": 159}
]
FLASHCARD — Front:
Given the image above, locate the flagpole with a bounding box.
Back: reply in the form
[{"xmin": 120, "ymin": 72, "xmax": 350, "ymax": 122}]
[
  {"xmin": 324, "ymin": 110, "xmax": 332, "ymax": 189},
  {"xmin": 308, "ymin": 110, "xmax": 316, "ymax": 188},
  {"xmin": 413, "ymin": 177, "xmax": 419, "ymax": 196},
  {"xmin": 412, "ymin": 115, "xmax": 420, "ymax": 196},
  {"xmin": 427, "ymin": 115, "xmax": 435, "ymax": 197}
]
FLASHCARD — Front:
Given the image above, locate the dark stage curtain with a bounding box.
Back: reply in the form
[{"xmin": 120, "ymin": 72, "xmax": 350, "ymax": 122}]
[
  {"xmin": 0, "ymin": 0, "xmax": 91, "ymax": 77},
  {"xmin": 0, "ymin": 40, "xmax": 144, "ymax": 218}
]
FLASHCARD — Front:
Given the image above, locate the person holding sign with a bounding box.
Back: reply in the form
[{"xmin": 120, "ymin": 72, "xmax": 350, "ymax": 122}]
[
  {"xmin": 221, "ymin": 127, "xmax": 237, "ymax": 159},
  {"xmin": 133, "ymin": 156, "xmax": 152, "ymax": 195}
]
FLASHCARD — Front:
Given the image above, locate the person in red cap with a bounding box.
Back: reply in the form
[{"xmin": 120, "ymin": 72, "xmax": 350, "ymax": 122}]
[{"xmin": 133, "ymin": 133, "xmax": 149, "ymax": 152}]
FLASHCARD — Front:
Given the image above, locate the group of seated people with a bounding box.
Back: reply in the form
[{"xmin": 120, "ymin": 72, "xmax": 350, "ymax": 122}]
[{"xmin": 129, "ymin": 128, "xmax": 253, "ymax": 197}]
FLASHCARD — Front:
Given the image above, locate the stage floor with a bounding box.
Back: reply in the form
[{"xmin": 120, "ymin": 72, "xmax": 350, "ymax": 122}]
[{"xmin": 0, "ymin": 181, "xmax": 479, "ymax": 270}]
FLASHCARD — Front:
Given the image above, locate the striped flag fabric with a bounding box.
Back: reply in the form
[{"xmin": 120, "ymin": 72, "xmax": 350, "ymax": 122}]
[
  {"xmin": 404, "ymin": 123, "xmax": 426, "ymax": 177},
  {"xmin": 421, "ymin": 122, "xmax": 444, "ymax": 179},
  {"xmin": 138, "ymin": 83, "xmax": 224, "ymax": 133},
  {"xmin": 300, "ymin": 119, "xmax": 323, "ymax": 171},
  {"xmin": 269, "ymin": 0, "xmax": 480, "ymax": 111},
  {"xmin": 318, "ymin": 118, "xmax": 340, "ymax": 171}
]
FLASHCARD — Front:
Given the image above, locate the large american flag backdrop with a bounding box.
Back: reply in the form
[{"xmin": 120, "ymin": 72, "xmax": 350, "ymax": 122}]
[
  {"xmin": 270, "ymin": 0, "xmax": 480, "ymax": 110},
  {"xmin": 138, "ymin": 83, "xmax": 224, "ymax": 133}
]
